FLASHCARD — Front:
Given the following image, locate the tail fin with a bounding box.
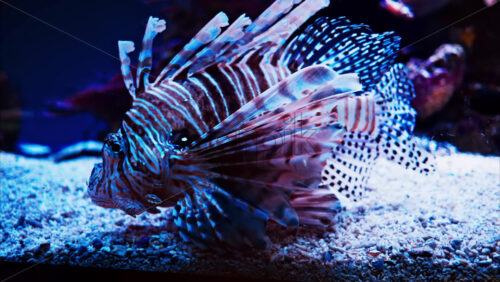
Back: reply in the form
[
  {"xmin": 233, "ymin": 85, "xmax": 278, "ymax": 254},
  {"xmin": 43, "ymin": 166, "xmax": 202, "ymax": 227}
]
[
  {"xmin": 374, "ymin": 64, "xmax": 436, "ymax": 175},
  {"xmin": 320, "ymin": 64, "xmax": 435, "ymax": 207},
  {"xmin": 375, "ymin": 63, "xmax": 416, "ymax": 134}
]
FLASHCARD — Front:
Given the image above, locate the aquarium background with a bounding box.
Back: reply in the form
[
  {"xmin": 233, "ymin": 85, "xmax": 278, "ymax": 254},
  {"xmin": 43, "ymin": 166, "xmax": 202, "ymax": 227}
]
[
  {"xmin": 1, "ymin": 0, "xmax": 155, "ymax": 149},
  {"xmin": 1, "ymin": 0, "xmax": 499, "ymax": 281},
  {"xmin": 1, "ymin": 0, "xmax": 499, "ymax": 154}
]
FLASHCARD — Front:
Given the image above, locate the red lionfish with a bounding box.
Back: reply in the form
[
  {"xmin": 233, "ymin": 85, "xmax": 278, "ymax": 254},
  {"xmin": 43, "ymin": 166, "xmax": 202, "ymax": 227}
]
[{"xmin": 88, "ymin": 0, "xmax": 435, "ymax": 249}]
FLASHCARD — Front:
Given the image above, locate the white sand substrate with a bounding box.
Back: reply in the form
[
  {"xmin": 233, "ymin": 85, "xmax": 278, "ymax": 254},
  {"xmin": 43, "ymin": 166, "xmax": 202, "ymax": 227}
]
[{"xmin": 0, "ymin": 151, "xmax": 498, "ymax": 280}]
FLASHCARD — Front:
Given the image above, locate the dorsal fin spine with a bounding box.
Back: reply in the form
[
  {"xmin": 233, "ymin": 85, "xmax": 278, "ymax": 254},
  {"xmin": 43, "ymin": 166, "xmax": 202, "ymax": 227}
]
[
  {"xmin": 136, "ymin": 17, "xmax": 166, "ymax": 92},
  {"xmin": 242, "ymin": 0, "xmax": 302, "ymax": 41},
  {"xmin": 154, "ymin": 12, "xmax": 229, "ymax": 83},
  {"xmin": 221, "ymin": 0, "xmax": 328, "ymax": 68},
  {"xmin": 188, "ymin": 14, "xmax": 252, "ymax": 74},
  {"xmin": 118, "ymin": 40, "xmax": 137, "ymax": 98},
  {"xmin": 253, "ymin": 0, "xmax": 329, "ymax": 47}
]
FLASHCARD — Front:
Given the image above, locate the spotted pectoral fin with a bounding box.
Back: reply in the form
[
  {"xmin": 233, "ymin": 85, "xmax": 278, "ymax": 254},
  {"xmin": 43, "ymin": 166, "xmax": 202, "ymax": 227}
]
[
  {"xmin": 187, "ymin": 68, "xmax": 365, "ymax": 224},
  {"xmin": 190, "ymin": 97, "xmax": 351, "ymax": 226}
]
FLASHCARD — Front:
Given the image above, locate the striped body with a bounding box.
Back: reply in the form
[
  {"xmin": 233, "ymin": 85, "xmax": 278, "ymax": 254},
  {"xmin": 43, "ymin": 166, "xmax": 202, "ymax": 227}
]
[
  {"xmin": 88, "ymin": 0, "xmax": 435, "ymax": 249},
  {"xmin": 335, "ymin": 95, "xmax": 377, "ymax": 136},
  {"xmin": 134, "ymin": 61, "xmax": 292, "ymax": 141}
]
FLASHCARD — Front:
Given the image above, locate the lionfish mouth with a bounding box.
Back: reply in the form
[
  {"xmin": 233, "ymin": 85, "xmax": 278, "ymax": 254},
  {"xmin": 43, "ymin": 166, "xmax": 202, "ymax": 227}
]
[
  {"xmin": 89, "ymin": 162, "xmax": 102, "ymax": 185},
  {"xmin": 88, "ymin": 162, "xmax": 115, "ymax": 208}
]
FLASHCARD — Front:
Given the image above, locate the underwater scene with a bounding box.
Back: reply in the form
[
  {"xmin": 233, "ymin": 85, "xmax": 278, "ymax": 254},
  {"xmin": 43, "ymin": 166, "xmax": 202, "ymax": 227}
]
[{"xmin": 1, "ymin": 0, "xmax": 499, "ymax": 281}]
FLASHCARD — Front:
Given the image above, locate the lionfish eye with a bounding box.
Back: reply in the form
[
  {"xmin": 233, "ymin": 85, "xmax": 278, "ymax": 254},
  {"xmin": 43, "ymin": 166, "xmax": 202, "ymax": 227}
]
[
  {"xmin": 111, "ymin": 143, "xmax": 121, "ymax": 152},
  {"xmin": 104, "ymin": 132, "xmax": 124, "ymax": 155}
]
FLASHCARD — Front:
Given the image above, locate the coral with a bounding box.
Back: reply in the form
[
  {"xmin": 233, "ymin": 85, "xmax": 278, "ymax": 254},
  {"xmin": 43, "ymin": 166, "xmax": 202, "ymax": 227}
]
[{"xmin": 408, "ymin": 44, "xmax": 465, "ymax": 119}]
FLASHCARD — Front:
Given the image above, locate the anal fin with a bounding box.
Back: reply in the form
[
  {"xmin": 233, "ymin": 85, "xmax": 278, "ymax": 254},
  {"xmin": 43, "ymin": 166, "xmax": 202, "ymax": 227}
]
[{"xmin": 291, "ymin": 187, "xmax": 342, "ymax": 226}]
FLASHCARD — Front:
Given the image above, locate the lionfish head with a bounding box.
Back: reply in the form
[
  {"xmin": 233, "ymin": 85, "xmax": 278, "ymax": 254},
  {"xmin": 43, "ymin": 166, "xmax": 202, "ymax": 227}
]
[
  {"xmin": 88, "ymin": 131, "xmax": 128, "ymax": 210},
  {"xmin": 88, "ymin": 129, "xmax": 173, "ymax": 216}
]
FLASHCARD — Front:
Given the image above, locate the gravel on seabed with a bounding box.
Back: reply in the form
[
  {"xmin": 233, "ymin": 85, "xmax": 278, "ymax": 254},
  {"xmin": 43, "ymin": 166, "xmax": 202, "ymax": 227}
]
[{"xmin": 0, "ymin": 151, "xmax": 499, "ymax": 281}]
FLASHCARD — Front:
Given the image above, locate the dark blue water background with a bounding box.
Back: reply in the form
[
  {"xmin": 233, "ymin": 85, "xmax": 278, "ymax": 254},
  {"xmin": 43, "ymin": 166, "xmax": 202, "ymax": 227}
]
[{"xmin": 0, "ymin": 0, "xmax": 493, "ymax": 150}]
